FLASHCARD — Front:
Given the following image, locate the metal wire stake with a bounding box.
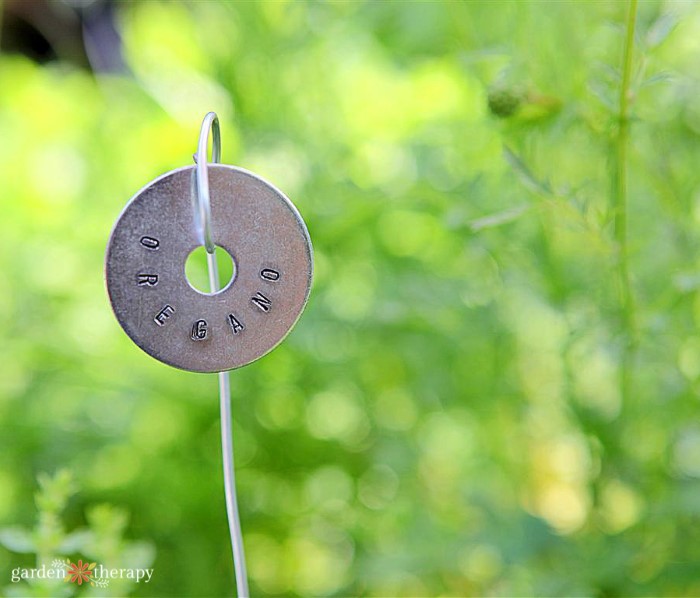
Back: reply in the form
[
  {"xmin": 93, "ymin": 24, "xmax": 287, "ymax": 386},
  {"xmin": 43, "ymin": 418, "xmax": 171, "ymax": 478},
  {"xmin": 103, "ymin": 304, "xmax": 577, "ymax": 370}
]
[{"xmin": 196, "ymin": 112, "xmax": 250, "ymax": 598}]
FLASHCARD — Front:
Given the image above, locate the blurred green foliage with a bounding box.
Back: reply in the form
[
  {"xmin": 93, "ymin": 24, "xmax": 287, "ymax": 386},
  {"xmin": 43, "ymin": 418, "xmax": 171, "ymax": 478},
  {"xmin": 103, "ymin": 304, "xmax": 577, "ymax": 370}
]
[
  {"xmin": 2, "ymin": 1, "xmax": 700, "ymax": 596},
  {"xmin": 1, "ymin": 470, "xmax": 153, "ymax": 597}
]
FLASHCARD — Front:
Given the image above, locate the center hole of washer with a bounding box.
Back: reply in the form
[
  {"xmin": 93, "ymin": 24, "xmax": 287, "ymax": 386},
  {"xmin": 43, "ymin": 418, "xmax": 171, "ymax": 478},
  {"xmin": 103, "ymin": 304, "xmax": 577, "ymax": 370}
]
[{"xmin": 185, "ymin": 245, "xmax": 236, "ymax": 294}]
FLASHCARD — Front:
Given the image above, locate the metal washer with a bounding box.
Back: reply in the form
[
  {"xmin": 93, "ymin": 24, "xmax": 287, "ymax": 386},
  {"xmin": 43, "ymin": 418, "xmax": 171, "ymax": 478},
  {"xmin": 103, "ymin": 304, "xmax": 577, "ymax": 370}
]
[{"xmin": 105, "ymin": 164, "xmax": 313, "ymax": 373}]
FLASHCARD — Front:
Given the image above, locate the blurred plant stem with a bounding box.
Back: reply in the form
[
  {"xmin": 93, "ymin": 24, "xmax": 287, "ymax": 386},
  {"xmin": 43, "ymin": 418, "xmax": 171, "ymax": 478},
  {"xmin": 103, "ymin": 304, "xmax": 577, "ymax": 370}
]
[{"xmin": 613, "ymin": 0, "xmax": 639, "ymax": 412}]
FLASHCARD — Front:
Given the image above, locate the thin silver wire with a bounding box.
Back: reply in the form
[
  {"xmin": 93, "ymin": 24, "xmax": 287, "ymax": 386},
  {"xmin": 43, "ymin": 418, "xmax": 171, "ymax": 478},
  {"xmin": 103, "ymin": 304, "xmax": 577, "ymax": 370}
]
[{"xmin": 196, "ymin": 112, "xmax": 249, "ymax": 598}]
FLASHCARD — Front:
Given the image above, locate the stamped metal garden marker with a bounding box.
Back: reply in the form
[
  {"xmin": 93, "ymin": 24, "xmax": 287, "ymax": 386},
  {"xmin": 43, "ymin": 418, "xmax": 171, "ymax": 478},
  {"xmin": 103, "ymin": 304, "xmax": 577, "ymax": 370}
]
[{"xmin": 105, "ymin": 112, "xmax": 313, "ymax": 596}]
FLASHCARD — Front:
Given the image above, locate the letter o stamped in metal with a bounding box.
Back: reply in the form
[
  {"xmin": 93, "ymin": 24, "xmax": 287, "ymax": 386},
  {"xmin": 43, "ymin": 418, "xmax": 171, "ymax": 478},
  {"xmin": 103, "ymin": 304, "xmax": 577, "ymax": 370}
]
[{"xmin": 105, "ymin": 165, "xmax": 313, "ymax": 373}]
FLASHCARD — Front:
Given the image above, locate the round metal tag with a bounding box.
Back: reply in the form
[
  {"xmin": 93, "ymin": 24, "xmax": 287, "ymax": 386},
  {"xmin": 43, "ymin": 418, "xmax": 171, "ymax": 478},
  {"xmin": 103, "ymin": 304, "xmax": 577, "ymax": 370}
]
[{"xmin": 105, "ymin": 165, "xmax": 313, "ymax": 373}]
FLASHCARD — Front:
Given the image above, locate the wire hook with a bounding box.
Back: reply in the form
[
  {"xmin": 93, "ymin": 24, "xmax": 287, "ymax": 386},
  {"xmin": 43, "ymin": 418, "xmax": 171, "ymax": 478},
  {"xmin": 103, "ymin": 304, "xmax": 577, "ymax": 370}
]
[{"xmin": 194, "ymin": 111, "xmax": 221, "ymax": 254}]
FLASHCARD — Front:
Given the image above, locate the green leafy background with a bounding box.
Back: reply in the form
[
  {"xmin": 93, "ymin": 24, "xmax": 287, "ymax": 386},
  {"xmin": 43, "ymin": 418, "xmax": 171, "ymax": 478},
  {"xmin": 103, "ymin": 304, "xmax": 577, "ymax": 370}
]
[{"xmin": 2, "ymin": 1, "xmax": 700, "ymax": 596}]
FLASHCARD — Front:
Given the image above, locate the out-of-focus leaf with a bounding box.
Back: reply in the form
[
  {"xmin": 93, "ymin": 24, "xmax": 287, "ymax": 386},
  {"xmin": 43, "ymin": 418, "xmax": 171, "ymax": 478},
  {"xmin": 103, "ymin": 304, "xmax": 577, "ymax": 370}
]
[
  {"xmin": 589, "ymin": 80, "xmax": 618, "ymax": 112},
  {"xmin": 641, "ymin": 71, "xmax": 675, "ymax": 88},
  {"xmin": 0, "ymin": 527, "xmax": 35, "ymax": 553},
  {"xmin": 647, "ymin": 13, "xmax": 680, "ymax": 48},
  {"xmin": 503, "ymin": 146, "xmax": 554, "ymax": 196},
  {"xmin": 470, "ymin": 204, "xmax": 530, "ymax": 231},
  {"xmin": 58, "ymin": 530, "xmax": 92, "ymax": 553}
]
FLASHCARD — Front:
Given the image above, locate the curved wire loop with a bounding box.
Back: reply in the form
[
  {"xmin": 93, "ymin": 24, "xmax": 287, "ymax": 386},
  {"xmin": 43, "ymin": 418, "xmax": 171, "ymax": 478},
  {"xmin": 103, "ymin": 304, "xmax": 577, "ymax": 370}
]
[{"xmin": 194, "ymin": 111, "xmax": 221, "ymax": 254}]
